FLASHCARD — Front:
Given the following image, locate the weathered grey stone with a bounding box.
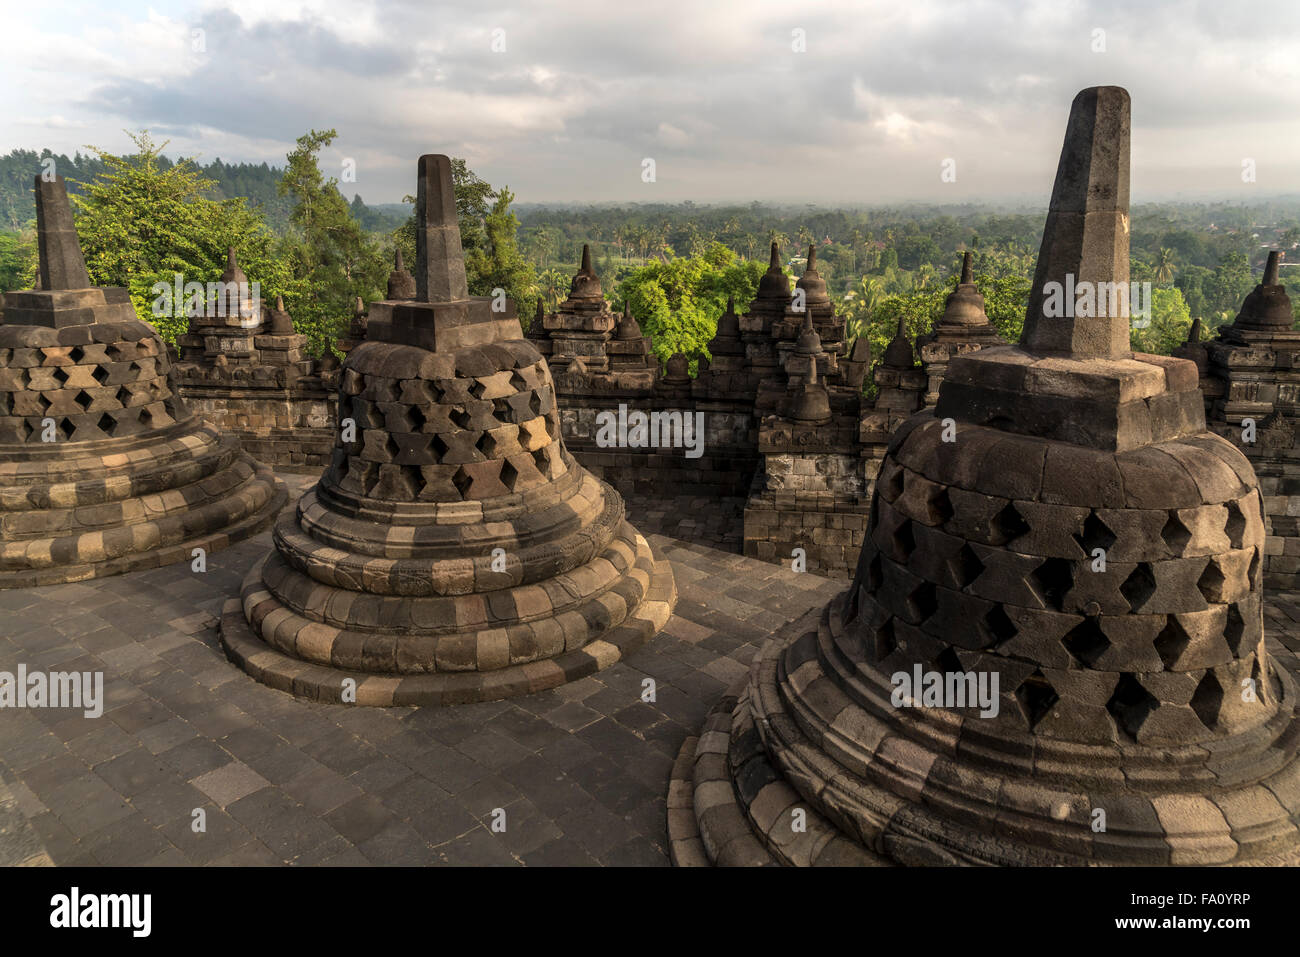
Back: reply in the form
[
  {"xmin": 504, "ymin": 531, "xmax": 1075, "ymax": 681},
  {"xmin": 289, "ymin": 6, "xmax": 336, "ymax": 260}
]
[{"xmin": 221, "ymin": 152, "xmax": 675, "ymax": 706}]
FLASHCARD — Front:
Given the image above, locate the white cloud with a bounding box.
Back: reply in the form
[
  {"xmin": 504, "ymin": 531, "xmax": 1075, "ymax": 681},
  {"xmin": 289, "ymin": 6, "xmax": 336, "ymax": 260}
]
[{"xmin": 0, "ymin": 0, "xmax": 1295, "ymax": 204}]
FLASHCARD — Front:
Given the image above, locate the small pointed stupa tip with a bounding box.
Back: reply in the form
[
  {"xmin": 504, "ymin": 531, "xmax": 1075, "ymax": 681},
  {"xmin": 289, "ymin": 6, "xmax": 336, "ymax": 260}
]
[
  {"xmin": 1189, "ymin": 316, "xmax": 1202, "ymax": 343},
  {"xmin": 769, "ymin": 242, "xmax": 780, "ymax": 268},
  {"xmin": 808, "ymin": 353, "xmax": 818, "ymax": 385},
  {"xmin": 226, "ymin": 247, "xmax": 237, "ymax": 268},
  {"xmin": 726, "ymin": 295, "xmax": 735, "ymax": 313},
  {"xmin": 535, "ymin": 299, "xmax": 544, "ymax": 317},
  {"xmin": 275, "ymin": 295, "xmax": 285, "ymax": 311},
  {"xmin": 581, "ymin": 244, "xmax": 592, "ymax": 273},
  {"xmin": 896, "ymin": 313, "xmax": 907, "ymax": 338},
  {"xmin": 355, "ymin": 296, "xmax": 364, "ymax": 312},
  {"xmin": 806, "ymin": 245, "xmax": 817, "ymax": 270},
  {"xmin": 961, "ymin": 251, "xmax": 973, "ymax": 284},
  {"xmin": 1265, "ymin": 251, "xmax": 1281, "ymax": 286},
  {"xmin": 623, "ymin": 301, "xmax": 631, "ymax": 317},
  {"xmin": 395, "ymin": 248, "xmax": 405, "ymax": 270}
]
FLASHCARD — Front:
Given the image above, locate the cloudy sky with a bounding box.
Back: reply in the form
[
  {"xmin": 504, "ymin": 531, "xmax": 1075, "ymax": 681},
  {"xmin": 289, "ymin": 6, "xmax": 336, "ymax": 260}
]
[{"xmin": 3, "ymin": 0, "xmax": 1298, "ymax": 207}]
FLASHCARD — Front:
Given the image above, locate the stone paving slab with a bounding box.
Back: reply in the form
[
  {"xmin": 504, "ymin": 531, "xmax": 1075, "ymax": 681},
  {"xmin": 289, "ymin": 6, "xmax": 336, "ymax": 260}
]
[{"xmin": 0, "ymin": 473, "xmax": 840, "ymax": 865}]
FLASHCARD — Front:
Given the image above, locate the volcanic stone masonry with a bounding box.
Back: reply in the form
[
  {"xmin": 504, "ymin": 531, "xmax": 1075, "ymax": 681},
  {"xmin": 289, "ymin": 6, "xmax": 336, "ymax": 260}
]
[
  {"xmin": 0, "ymin": 176, "xmax": 285, "ymax": 588},
  {"xmin": 170, "ymin": 249, "xmax": 339, "ymax": 471},
  {"xmin": 1178, "ymin": 252, "xmax": 1300, "ymax": 590},
  {"xmin": 530, "ymin": 245, "xmax": 758, "ymax": 499},
  {"xmin": 220, "ymin": 153, "xmax": 676, "ymax": 706},
  {"xmin": 916, "ymin": 250, "xmax": 1008, "ymax": 407},
  {"xmin": 744, "ymin": 246, "xmax": 873, "ymax": 578},
  {"xmin": 669, "ymin": 86, "xmax": 1300, "ymax": 866}
]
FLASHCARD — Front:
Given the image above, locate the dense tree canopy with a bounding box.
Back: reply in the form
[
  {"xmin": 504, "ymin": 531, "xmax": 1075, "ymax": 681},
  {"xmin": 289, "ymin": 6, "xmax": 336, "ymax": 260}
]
[
  {"xmin": 615, "ymin": 242, "xmax": 764, "ymax": 363},
  {"xmin": 69, "ymin": 131, "xmax": 290, "ymax": 345}
]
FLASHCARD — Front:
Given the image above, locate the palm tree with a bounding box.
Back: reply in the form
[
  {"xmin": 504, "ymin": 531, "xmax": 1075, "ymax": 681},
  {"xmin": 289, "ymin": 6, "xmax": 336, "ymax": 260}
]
[
  {"xmin": 721, "ymin": 217, "xmax": 742, "ymax": 254},
  {"xmin": 844, "ymin": 276, "xmax": 884, "ymax": 342},
  {"xmin": 539, "ymin": 268, "xmax": 566, "ymax": 309},
  {"xmin": 532, "ymin": 227, "xmax": 556, "ymax": 270},
  {"xmin": 1154, "ymin": 247, "xmax": 1175, "ymax": 285}
]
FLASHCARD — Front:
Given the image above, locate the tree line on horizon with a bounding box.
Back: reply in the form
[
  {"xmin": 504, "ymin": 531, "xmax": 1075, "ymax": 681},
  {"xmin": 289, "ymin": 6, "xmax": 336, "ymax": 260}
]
[{"xmin": 0, "ymin": 133, "xmax": 1296, "ymax": 382}]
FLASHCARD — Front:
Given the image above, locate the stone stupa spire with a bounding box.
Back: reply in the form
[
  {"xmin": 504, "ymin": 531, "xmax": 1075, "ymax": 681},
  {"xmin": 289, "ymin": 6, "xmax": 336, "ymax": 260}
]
[
  {"xmin": 387, "ymin": 248, "xmax": 416, "ymax": 301},
  {"xmin": 756, "ymin": 242, "xmax": 790, "ymax": 301},
  {"xmin": 414, "ymin": 154, "xmax": 468, "ymax": 303},
  {"xmin": 937, "ymin": 86, "xmax": 1202, "ymax": 452},
  {"xmin": 364, "ymin": 155, "xmax": 520, "ymax": 353},
  {"xmin": 567, "ymin": 244, "xmax": 603, "ymax": 300},
  {"xmin": 915, "ymin": 251, "xmax": 1005, "ymax": 406},
  {"xmin": 795, "ymin": 244, "xmax": 830, "ymax": 309},
  {"xmin": 882, "ymin": 312, "xmax": 914, "ymax": 369},
  {"xmin": 267, "ymin": 295, "xmax": 294, "ymax": 336},
  {"xmin": 34, "ymin": 176, "xmax": 91, "ymax": 291},
  {"xmin": 936, "ymin": 251, "xmax": 991, "ymax": 329},
  {"xmin": 1227, "ymin": 250, "xmax": 1292, "ymax": 333},
  {"xmin": 1020, "ymin": 86, "xmax": 1132, "ymax": 358},
  {"xmin": 615, "ymin": 300, "xmax": 643, "ymax": 340}
]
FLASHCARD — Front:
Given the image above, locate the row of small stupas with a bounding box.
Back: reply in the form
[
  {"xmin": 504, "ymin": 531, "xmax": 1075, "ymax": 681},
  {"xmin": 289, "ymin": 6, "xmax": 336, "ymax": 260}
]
[
  {"xmin": 498, "ymin": 238, "xmax": 1001, "ymax": 577},
  {"xmin": 167, "ymin": 249, "xmax": 340, "ymax": 470},
  {"xmin": 154, "ymin": 167, "xmax": 1300, "ymax": 588},
  {"xmin": 1174, "ymin": 250, "xmax": 1300, "ymax": 589}
]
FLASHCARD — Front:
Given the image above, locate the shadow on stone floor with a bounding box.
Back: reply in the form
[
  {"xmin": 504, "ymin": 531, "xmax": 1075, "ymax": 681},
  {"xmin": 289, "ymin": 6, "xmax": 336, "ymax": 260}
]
[{"xmin": 0, "ymin": 475, "xmax": 835, "ymax": 865}]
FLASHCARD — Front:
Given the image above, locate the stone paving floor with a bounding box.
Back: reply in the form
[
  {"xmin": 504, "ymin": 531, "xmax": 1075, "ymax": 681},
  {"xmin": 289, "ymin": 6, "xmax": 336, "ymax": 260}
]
[
  {"xmin": 609, "ymin": 492, "xmax": 746, "ymax": 555},
  {"xmin": 0, "ymin": 473, "xmax": 840, "ymax": 866},
  {"xmin": 5, "ymin": 471, "xmax": 1300, "ymax": 866}
]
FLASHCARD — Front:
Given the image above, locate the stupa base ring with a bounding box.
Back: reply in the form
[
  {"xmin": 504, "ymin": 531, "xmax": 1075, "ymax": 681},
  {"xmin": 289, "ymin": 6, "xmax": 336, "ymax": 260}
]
[
  {"xmin": 0, "ymin": 452, "xmax": 286, "ymax": 589},
  {"xmin": 670, "ymin": 609, "xmax": 1300, "ymax": 867},
  {"xmin": 220, "ymin": 538, "xmax": 676, "ymax": 706}
]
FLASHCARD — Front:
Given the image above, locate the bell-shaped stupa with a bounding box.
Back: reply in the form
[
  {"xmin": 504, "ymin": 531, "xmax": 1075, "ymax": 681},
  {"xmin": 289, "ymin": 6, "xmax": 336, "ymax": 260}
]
[
  {"xmin": 221, "ymin": 155, "xmax": 676, "ymax": 705},
  {"xmin": 0, "ymin": 176, "xmax": 285, "ymax": 587},
  {"xmin": 916, "ymin": 251, "xmax": 1007, "ymax": 406},
  {"xmin": 669, "ymin": 88, "xmax": 1300, "ymax": 866}
]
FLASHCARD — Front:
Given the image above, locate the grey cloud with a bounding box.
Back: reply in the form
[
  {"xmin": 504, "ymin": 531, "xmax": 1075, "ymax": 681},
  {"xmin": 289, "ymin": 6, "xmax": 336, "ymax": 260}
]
[{"xmin": 26, "ymin": 0, "xmax": 1300, "ymax": 204}]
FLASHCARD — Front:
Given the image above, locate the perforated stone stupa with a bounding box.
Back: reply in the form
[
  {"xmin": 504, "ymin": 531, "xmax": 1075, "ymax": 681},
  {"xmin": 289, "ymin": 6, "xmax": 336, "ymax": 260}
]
[
  {"xmin": 221, "ymin": 154, "xmax": 676, "ymax": 705},
  {"xmin": 916, "ymin": 251, "xmax": 1007, "ymax": 407},
  {"xmin": 0, "ymin": 177, "xmax": 285, "ymax": 587},
  {"xmin": 669, "ymin": 87, "xmax": 1300, "ymax": 866}
]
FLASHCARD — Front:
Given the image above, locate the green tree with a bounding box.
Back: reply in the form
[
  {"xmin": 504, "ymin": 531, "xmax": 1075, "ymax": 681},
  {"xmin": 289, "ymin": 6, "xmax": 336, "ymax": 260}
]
[
  {"xmin": 538, "ymin": 267, "xmax": 567, "ymax": 309},
  {"xmin": 278, "ymin": 129, "xmax": 386, "ymax": 353},
  {"xmin": 0, "ymin": 228, "xmax": 34, "ymax": 293},
  {"xmin": 615, "ymin": 243, "xmax": 764, "ymax": 365},
  {"xmin": 1154, "ymin": 247, "xmax": 1175, "ymax": 285},
  {"xmin": 896, "ymin": 234, "xmax": 941, "ymax": 271},
  {"xmin": 1130, "ymin": 287, "xmax": 1192, "ymax": 354},
  {"xmin": 1203, "ymin": 251, "xmax": 1254, "ymax": 322},
  {"xmin": 1174, "ymin": 264, "xmax": 1211, "ymax": 322},
  {"xmin": 464, "ymin": 187, "xmax": 538, "ymax": 319},
  {"xmin": 70, "ymin": 130, "xmax": 289, "ymax": 345}
]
